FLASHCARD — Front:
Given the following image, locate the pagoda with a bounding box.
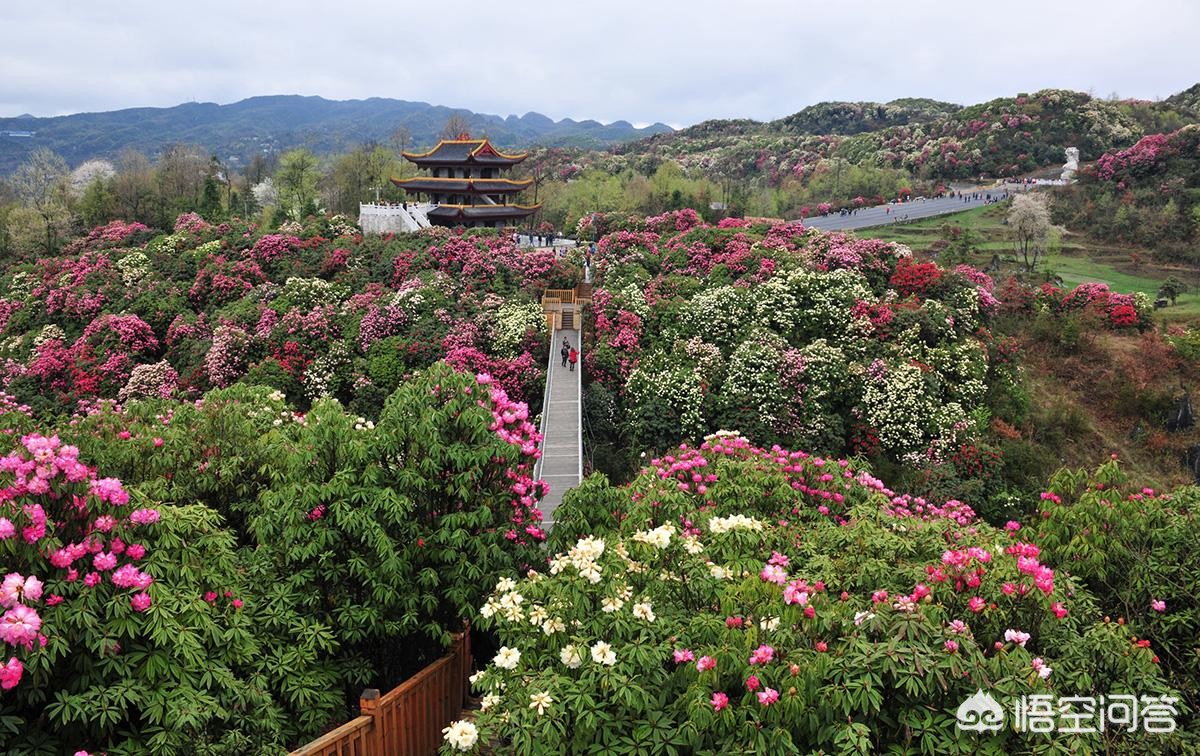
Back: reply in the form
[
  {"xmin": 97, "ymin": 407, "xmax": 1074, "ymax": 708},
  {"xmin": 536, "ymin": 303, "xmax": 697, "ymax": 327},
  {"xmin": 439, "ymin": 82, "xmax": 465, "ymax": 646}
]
[{"xmin": 391, "ymin": 134, "xmax": 540, "ymax": 228}]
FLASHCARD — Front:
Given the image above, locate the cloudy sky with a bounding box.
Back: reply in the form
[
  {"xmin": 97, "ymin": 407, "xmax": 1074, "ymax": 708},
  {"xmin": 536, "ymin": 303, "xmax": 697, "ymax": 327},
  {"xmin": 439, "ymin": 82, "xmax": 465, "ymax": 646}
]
[{"xmin": 2, "ymin": 0, "xmax": 1196, "ymax": 127}]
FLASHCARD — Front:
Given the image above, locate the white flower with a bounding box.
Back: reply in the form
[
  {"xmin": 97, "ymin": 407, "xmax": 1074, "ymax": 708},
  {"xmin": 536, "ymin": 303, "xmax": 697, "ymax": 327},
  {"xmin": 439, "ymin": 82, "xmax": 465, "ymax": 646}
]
[
  {"xmin": 560, "ymin": 645, "xmax": 583, "ymax": 669},
  {"xmin": 469, "ymin": 670, "xmax": 485, "ymax": 686},
  {"xmin": 442, "ymin": 720, "xmax": 479, "ymax": 751},
  {"xmin": 529, "ymin": 691, "xmax": 554, "ymax": 715},
  {"xmin": 1038, "ymin": 665, "xmax": 1052, "ymax": 679},
  {"xmin": 569, "ymin": 536, "xmax": 606, "ymax": 563},
  {"xmin": 709, "ymin": 564, "xmax": 730, "ymax": 580},
  {"xmin": 854, "ymin": 611, "xmax": 876, "ymax": 626},
  {"xmin": 682, "ymin": 536, "xmax": 704, "ymax": 554},
  {"xmin": 759, "ymin": 615, "xmax": 780, "ymax": 631},
  {"xmin": 493, "ymin": 646, "xmax": 521, "ymax": 670},
  {"xmin": 708, "ymin": 514, "xmax": 765, "ymax": 534},
  {"xmin": 578, "ymin": 564, "xmax": 602, "ymax": 584},
  {"xmin": 479, "ymin": 600, "xmax": 498, "ymax": 619},
  {"xmin": 480, "ymin": 693, "xmax": 500, "ymax": 711},
  {"xmin": 528, "ymin": 605, "xmax": 548, "ymax": 626},
  {"xmin": 601, "ymin": 596, "xmax": 625, "ymax": 613},
  {"xmin": 496, "ymin": 577, "xmax": 517, "ymax": 593},
  {"xmin": 501, "ymin": 604, "xmax": 524, "ymax": 623},
  {"xmin": 591, "ymin": 641, "xmax": 617, "ymax": 666},
  {"xmin": 632, "ymin": 523, "xmax": 675, "ymax": 549},
  {"xmin": 548, "ymin": 556, "xmax": 567, "ymax": 574},
  {"xmin": 632, "ymin": 601, "xmax": 656, "ymax": 622},
  {"xmin": 541, "ymin": 617, "xmax": 566, "ymax": 635}
]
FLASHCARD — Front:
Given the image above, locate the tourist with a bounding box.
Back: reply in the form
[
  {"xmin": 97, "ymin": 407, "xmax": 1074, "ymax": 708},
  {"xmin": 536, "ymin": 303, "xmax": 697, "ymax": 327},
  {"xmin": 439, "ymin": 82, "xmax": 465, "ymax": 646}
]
[
  {"xmin": 568, "ymin": 348, "xmax": 578, "ymax": 372},
  {"xmin": 561, "ymin": 339, "xmax": 570, "ymax": 367}
]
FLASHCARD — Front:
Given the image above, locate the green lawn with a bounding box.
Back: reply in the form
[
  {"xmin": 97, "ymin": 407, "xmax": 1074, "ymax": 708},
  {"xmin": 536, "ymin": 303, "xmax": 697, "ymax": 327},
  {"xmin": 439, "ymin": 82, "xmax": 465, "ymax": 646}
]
[{"xmin": 856, "ymin": 204, "xmax": 1200, "ymax": 321}]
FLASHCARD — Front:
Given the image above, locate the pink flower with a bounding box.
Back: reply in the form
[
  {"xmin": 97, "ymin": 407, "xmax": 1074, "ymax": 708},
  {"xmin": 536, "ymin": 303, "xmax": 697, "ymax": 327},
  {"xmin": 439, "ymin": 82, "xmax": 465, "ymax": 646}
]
[
  {"xmin": 45, "ymin": 594, "xmax": 63, "ymax": 606},
  {"xmin": 83, "ymin": 572, "xmax": 101, "ymax": 587},
  {"xmin": 745, "ymin": 675, "xmax": 760, "ymax": 692},
  {"xmin": 696, "ymin": 656, "xmax": 716, "ymax": 672},
  {"xmin": 1151, "ymin": 599, "xmax": 1166, "ymax": 613},
  {"xmin": 756, "ymin": 687, "xmax": 779, "ymax": 706},
  {"xmin": 232, "ymin": 598, "xmax": 244, "ymax": 609},
  {"xmin": 804, "ymin": 606, "xmax": 816, "ymax": 619},
  {"xmin": 203, "ymin": 591, "xmax": 218, "ymax": 603},
  {"xmin": 947, "ymin": 620, "xmax": 969, "ymax": 634},
  {"xmin": 673, "ymin": 649, "xmax": 695, "ymax": 664},
  {"xmin": 0, "ymin": 656, "xmax": 22, "ymax": 690},
  {"xmin": 0, "ymin": 604, "xmax": 42, "ymax": 648},
  {"xmin": 968, "ymin": 596, "xmax": 986, "ymax": 613},
  {"xmin": 815, "ymin": 641, "xmax": 828, "ymax": 652},
  {"xmin": 1004, "ymin": 629, "xmax": 1031, "ymax": 647},
  {"xmin": 945, "ymin": 640, "xmax": 959, "ymax": 653},
  {"xmin": 130, "ymin": 592, "xmax": 152, "ymax": 612},
  {"xmin": 1051, "ymin": 602, "xmax": 1068, "ymax": 619},
  {"xmin": 711, "ymin": 691, "xmax": 729, "ymax": 711},
  {"xmin": 153, "ymin": 438, "xmax": 164, "ymax": 447},
  {"xmin": 725, "ymin": 616, "xmax": 743, "ymax": 629},
  {"xmin": 0, "ymin": 518, "xmax": 14, "ymax": 540},
  {"xmin": 0, "ymin": 573, "xmax": 42, "ymax": 607},
  {"xmin": 93, "ymin": 552, "xmax": 118, "ymax": 572},
  {"xmin": 128, "ymin": 508, "xmax": 160, "ymax": 526},
  {"xmin": 126, "ymin": 544, "xmax": 146, "ymax": 560},
  {"xmin": 1005, "ymin": 520, "xmax": 1021, "ymax": 531},
  {"xmin": 759, "ymin": 564, "xmax": 788, "ymax": 585},
  {"xmin": 749, "ymin": 645, "xmax": 775, "ymax": 665}
]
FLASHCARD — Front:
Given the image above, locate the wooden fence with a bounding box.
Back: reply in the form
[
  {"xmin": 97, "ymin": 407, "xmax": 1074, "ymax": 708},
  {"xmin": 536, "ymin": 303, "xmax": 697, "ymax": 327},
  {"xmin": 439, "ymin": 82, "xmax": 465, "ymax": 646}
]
[{"xmin": 290, "ymin": 628, "xmax": 473, "ymax": 756}]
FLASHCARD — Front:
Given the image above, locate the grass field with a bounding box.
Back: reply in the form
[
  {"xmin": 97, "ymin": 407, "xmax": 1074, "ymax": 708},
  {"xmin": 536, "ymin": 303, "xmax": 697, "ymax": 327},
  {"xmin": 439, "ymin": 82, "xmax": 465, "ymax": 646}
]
[{"xmin": 857, "ymin": 203, "xmax": 1200, "ymax": 321}]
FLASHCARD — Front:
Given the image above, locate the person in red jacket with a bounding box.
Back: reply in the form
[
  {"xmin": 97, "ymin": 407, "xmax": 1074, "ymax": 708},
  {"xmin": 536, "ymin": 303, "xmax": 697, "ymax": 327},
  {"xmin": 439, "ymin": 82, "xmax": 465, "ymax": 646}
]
[{"xmin": 568, "ymin": 348, "xmax": 578, "ymax": 372}]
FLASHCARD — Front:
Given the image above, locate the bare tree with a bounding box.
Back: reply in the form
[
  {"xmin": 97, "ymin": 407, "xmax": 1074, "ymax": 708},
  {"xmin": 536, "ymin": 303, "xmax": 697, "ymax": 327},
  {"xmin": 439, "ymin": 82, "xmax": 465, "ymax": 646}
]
[
  {"xmin": 1008, "ymin": 193, "xmax": 1052, "ymax": 270},
  {"xmin": 113, "ymin": 149, "xmax": 154, "ymax": 223},
  {"xmin": 439, "ymin": 114, "xmax": 472, "ymax": 141},
  {"xmin": 11, "ymin": 148, "xmax": 71, "ymax": 253}
]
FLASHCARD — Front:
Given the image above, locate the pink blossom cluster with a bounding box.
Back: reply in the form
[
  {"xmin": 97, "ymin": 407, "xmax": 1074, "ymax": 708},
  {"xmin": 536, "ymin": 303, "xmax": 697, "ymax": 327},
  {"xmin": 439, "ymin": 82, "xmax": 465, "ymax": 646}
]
[
  {"xmin": 173, "ymin": 212, "xmax": 210, "ymax": 234},
  {"xmin": 474, "ymin": 373, "xmax": 547, "ymax": 544},
  {"xmin": 34, "ymin": 253, "xmax": 113, "ymax": 322},
  {"xmin": 247, "ymin": 234, "xmax": 302, "ymax": 263}
]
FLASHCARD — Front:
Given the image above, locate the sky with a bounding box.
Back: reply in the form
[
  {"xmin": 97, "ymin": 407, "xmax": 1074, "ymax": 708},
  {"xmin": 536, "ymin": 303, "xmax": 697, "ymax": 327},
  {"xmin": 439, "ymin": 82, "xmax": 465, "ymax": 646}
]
[{"xmin": 1, "ymin": 0, "xmax": 1197, "ymax": 127}]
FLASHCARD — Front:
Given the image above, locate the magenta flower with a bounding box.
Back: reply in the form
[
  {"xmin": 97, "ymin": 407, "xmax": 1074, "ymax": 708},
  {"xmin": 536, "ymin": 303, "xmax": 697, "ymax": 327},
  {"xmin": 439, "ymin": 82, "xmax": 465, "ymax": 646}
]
[
  {"xmin": 1151, "ymin": 599, "xmax": 1166, "ymax": 612},
  {"xmin": 128, "ymin": 508, "xmax": 160, "ymax": 526},
  {"xmin": 130, "ymin": 592, "xmax": 152, "ymax": 613},
  {"xmin": 745, "ymin": 675, "xmax": 760, "ymax": 692},
  {"xmin": 1051, "ymin": 602, "xmax": 1068, "ymax": 619},
  {"xmin": 968, "ymin": 596, "xmax": 986, "ymax": 613},
  {"xmin": 711, "ymin": 691, "xmax": 729, "ymax": 711},
  {"xmin": 944, "ymin": 640, "xmax": 959, "ymax": 653},
  {"xmin": 760, "ymin": 564, "xmax": 787, "ymax": 585},
  {"xmin": 696, "ymin": 656, "xmax": 716, "ymax": 672},
  {"xmin": 93, "ymin": 552, "xmax": 117, "ymax": 572},
  {"xmin": 756, "ymin": 687, "xmax": 779, "ymax": 706},
  {"xmin": 0, "ymin": 573, "xmax": 42, "ymax": 607},
  {"xmin": 0, "ymin": 518, "xmax": 14, "ymax": 540}
]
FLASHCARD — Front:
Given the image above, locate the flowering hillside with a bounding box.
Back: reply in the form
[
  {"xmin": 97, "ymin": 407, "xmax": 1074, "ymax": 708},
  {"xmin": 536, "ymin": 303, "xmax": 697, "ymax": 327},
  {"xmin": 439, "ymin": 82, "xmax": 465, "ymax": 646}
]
[
  {"xmin": 0, "ymin": 214, "xmax": 579, "ymax": 419},
  {"xmin": 579, "ymin": 209, "xmax": 1154, "ymax": 520}
]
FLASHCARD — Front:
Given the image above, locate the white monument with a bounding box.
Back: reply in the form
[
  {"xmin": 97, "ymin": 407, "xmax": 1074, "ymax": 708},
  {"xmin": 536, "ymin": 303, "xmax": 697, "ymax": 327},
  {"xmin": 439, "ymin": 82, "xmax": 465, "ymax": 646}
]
[{"xmin": 1061, "ymin": 147, "xmax": 1080, "ymax": 182}]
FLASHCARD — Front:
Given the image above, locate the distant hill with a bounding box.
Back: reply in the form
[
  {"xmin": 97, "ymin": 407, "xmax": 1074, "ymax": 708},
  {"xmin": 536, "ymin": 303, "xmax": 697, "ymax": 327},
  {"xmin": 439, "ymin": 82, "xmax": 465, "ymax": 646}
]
[{"xmin": 0, "ymin": 95, "xmax": 674, "ymax": 173}]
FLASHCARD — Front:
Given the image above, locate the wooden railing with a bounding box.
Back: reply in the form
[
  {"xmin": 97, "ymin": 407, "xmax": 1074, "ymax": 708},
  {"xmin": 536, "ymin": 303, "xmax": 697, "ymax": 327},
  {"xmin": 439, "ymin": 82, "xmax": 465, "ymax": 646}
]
[{"xmin": 290, "ymin": 628, "xmax": 472, "ymax": 756}]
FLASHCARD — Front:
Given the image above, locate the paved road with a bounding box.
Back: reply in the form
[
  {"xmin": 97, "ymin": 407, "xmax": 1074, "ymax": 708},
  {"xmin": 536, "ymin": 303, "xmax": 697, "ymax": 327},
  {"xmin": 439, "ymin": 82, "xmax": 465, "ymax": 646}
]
[
  {"xmin": 535, "ymin": 328, "xmax": 582, "ymax": 528},
  {"xmin": 801, "ymin": 190, "xmax": 1016, "ymax": 232}
]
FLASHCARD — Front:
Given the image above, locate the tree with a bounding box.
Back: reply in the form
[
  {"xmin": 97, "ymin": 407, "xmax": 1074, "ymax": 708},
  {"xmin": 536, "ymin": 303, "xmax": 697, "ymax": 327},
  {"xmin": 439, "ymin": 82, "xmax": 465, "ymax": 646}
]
[
  {"xmin": 276, "ymin": 149, "xmax": 320, "ymax": 220},
  {"xmin": 1008, "ymin": 192, "xmax": 1052, "ymax": 270},
  {"xmin": 439, "ymin": 113, "xmax": 472, "ymax": 141},
  {"xmin": 78, "ymin": 176, "xmax": 118, "ymax": 228},
  {"xmin": 1158, "ymin": 276, "xmax": 1189, "ymax": 305},
  {"xmin": 113, "ymin": 149, "xmax": 154, "ymax": 224},
  {"xmin": 10, "ymin": 148, "xmax": 72, "ymax": 253},
  {"xmin": 68, "ymin": 159, "xmax": 116, "ymax": 198}
]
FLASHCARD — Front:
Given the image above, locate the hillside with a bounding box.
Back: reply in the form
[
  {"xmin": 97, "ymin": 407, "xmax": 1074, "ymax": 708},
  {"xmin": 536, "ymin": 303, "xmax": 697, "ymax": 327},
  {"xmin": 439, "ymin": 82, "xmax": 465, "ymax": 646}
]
[
  {"xmin": 616, "ymin": 86, "xmax": 1200, "ymax": 183},
  {"xmin": 0, "ymin": 94, "xmax": 674, "ymax": 173}
]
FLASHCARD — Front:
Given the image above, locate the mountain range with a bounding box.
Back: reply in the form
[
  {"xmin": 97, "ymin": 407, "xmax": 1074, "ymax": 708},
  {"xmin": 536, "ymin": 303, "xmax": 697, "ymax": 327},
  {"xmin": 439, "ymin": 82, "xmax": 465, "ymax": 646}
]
[{"xmin": 0, "ymin": 95, "xmax": 674, "ymax": 174}]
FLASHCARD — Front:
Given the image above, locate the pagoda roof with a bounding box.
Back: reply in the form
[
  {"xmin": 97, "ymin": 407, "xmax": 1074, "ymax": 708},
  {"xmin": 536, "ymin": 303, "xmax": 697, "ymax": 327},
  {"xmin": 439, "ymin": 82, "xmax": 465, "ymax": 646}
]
[
  {"xmin": 390, "ymin": 176, "xmax": 533, "ymax": 193},
  {"xmin": 402, "ymin": 138, "xmax": 528, "ymax": 166},
  {"xmin": 427, "ymin": 203, "xmax": 540, "ymax": 221}
]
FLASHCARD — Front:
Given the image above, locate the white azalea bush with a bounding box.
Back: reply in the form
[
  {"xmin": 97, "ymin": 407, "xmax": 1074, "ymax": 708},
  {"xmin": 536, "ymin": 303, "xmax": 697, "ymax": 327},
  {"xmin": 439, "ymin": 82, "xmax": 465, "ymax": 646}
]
[{"xmin": 446, "ymin": 434, "xmax": 1184, "ymax": 755}]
